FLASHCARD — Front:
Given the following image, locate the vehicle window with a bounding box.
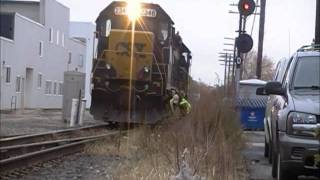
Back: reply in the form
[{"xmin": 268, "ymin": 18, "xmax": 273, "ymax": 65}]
[
  {"xmin": 272, "ymin": 62, "xmax": 281, "ymax": 81},
  {"xmin": 282, "ymin": 56, "xmax": 294, "ymax": 84},
  {"xmin": 292, "ymin": 56, "xmax": 320, "ymax": 89},
  {"xmin": 276, "ymin": 58, "xmax": 288, "ymax": 82}
]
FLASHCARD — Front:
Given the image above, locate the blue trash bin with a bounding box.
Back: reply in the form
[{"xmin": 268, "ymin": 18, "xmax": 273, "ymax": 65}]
[
  {"xmin": 237, "ymin": 79, "xmax": 268, "ymax": 130},
  {"xmin": 240, "ymin": 107, "xmax": 265, "ymax": 129},
  {"xmin": 237, "ymin": 97, "xmax": 267, "ymax": 130}
]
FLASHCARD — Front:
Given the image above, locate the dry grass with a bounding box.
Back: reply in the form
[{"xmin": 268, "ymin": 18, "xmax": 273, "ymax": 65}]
[{"xmin": 85, "ymin": 85, "xmax": 248, "ymax": 180}]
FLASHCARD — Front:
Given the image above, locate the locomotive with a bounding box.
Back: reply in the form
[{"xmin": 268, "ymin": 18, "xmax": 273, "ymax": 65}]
[{"xmin": 90, "ymin": 1, "xmax": 192, "ymax": 123}]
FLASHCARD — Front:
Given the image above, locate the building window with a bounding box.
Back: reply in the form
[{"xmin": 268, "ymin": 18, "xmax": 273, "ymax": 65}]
[
  {"xmin": 45, "ymin": 81, "xmax": 52, "ymax": 94},
  {"xmin": 37, "ymin": 73, "xmax": 42, "ymax": 88},
  {"xmin": 56, "ymin": 30, "xmax": 59, "ymax": 45},
  {"xmin": 62, "ymin": 33, "xmax": 65, "ymax": 47},
  {"xmin": 78, "ymin": 54, "xmax": 84, "ymax": 67},
  {"xmin": 49, "ymin": 28, "xmax": 53, "ymax": 43},
  {"xmin": 5, "ymin": 67, "xmax": 11, "ymax": 83},
  {"xmin": 39, "ymin": 41, "xmax": 44, "ymax": 57},
  {"xmin": 53, "ymin": 82, "xmax": 57, "ymax": 95},
  {"xmin": 68, "ymin": 52, "xmax": 72, "ymax": 64},
  {"xmin": 58, "ymin": 82, "xmax": 63, "ymax": 95},
  {"xmin": 16, "ymin": 76, "xmax": 21, "ymax": 92}
]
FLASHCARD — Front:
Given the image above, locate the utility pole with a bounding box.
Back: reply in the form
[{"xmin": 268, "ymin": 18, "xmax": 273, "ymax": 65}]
[
  {"xmin": 256, "ymin": 0, "xmax": 266, "ymax": 79},
  {"xmin": 223, "ymin": 38, "xmax": 235, "ymax": 87},
  {"xmin": 224, "ymin": 53, "xmax": 228, "ymax": 88},
  {"xmin": 219, "ymin": 51, "xmax": 233, "ymax": 95},
  {"xmin": 227, "ymin": 54, "xmax": 232, "ymax": 89},
  {"xmin": 316, "ymin": 0, "xmax": 320, "ymax": 44}
]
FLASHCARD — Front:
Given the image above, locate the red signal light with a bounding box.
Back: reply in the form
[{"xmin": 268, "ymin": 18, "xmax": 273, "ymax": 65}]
[
  {"xmin": 244, "ymin": 3, "xmax": 250, "ymax": 10},
  {"xmin": 238, "ymin": 0, "xmax": 255, "ymax": 16}
]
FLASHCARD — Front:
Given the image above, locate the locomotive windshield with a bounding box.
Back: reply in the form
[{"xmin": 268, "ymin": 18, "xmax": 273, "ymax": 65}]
[{"xmin": 108, "ymin": 15, "xmax": 156, "ymax": 32}]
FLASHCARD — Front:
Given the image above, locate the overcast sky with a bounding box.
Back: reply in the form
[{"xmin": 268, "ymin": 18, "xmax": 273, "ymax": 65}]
[{"xmin": 57, "ymin": 0, "xmax": 316, "ymax": 84}]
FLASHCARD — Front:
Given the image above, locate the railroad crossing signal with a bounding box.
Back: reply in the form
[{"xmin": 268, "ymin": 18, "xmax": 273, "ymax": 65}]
[{"xmin": 238, "ymin": 0, "xmax": 256, "ymax": 16}]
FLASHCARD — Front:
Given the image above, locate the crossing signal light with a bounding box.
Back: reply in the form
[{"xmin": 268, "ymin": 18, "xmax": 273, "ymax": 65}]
[{"xmin": 238, "ymin": 0, "xmax": 256, "ymax": 16}]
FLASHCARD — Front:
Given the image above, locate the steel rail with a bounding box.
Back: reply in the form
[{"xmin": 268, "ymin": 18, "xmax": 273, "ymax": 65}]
[
  {"xmin": 0, "ymin": 132, "xmax": 116, "ymax": 160},
  {"xmin": 0, "ymin": 124, "xmax": 109, "ymax": 147},
  {"xmin": 0, "ymin": 131, "xmax": 121, "ymax": 173}
]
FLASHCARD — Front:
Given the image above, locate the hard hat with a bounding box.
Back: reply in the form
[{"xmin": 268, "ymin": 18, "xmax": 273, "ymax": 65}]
[{"xmin": 173, "ymin": 94, "xmax": 179, "ymax": 104}]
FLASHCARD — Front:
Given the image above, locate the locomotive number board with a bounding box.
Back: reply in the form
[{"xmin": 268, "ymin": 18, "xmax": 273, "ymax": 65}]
[{"xmin": 114, "ymin": 7, "xmax": 157, "ymax": 18}]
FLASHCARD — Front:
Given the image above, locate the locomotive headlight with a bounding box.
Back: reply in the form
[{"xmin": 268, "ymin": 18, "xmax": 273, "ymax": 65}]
[
  {"xmin": 144, "ymin": 66, "xmax": 150, "ymax": 73},
  {"xmin": 106, "ymin": 64, "xmax": 111, "ymax": 70},
  {"xmin": 127, "ymin": 0, "xmax": 141, "ymax": 21},
  {"xmin": 287, "ymin": 112, "xmax": 318, "ymax": 137}
]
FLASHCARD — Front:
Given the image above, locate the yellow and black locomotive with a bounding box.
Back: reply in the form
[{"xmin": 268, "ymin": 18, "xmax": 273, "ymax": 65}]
[{"xmin": 90, "ymin": 1, "xmax": 192, "ymax": 123}]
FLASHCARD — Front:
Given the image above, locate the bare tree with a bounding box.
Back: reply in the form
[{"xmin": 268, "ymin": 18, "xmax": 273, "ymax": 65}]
[{"xmin": 242, "ymin": 51, "xmax": 275, "ymax": 81}]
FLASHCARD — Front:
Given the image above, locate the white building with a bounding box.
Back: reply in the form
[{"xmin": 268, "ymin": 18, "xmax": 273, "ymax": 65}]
[
  {"xmin": 0, "ymin": 0, "xmax": 87, "ymax": 111},
  {"xmin": 69, "ymin": 22, "xmax": 96, "ymax": 108}
]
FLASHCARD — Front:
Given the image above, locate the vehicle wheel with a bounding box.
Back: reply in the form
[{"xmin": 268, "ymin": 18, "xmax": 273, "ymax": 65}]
[
  {"xmin": 277, "ymin": 152, "xmax": 297, "ymax": 180},
  {"xmin": 264, "ymin": 136, "xmax": 269, "ymax": 158},
  {"xmin": 272, "ymin": 148, "xmax": 278, "ymax": 178}
]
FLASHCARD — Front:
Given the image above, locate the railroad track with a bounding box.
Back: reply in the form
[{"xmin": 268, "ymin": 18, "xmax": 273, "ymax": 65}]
[{"xmin": 0, "ymin": 124, "xmax": 123, "ymax": 174}]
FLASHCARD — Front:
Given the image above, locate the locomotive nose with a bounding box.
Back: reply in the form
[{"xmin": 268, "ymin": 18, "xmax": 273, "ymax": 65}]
[{"xmin": 102, "ymin": 30, "xmax": 154, "ymax": 81}]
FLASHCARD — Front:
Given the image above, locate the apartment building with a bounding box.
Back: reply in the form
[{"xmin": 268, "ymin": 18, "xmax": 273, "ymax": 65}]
[{"xmin": 0, "ymin": 0, "xmax": 86, "ymax": 110}]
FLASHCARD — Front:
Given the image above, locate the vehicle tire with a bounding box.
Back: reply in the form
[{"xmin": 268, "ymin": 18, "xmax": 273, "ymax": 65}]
[
  {"xmin": 272, "ymin": 148, "xmax": 278, "ymax": 178},
  {"xmin": 264, "ymin": 136, "xmax": 269, "ymax": 158},
  {"xmin": 277, "ymin": 152, "xmax": 297, "ymax": 180},
  {"xmin": 268, "ymin": 142, "xmax": 272, "ymax": 164}
]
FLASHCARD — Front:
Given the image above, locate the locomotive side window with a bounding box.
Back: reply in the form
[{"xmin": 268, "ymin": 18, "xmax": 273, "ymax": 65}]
[
  {"xmin": 158, "ymin": 22, "xmax": 168, "ymax": 41},
  {"xmin": 105, "ymin": 20, "xmax": 112, "ymax": 37}
]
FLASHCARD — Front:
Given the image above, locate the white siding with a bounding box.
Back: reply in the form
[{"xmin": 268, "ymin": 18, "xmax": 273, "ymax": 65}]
[
  {"xmin": 69, "ymin": 22, "xmax": 96, "ymax": 108},
  {"xmin": 0, "ymin": 0, "xmax": 86, "ymax": 110}
]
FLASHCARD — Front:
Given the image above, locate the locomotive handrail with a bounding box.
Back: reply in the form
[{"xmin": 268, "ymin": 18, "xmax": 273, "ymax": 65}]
[
  {"xmin": 136, "ymin": 52, "xmax": 165, "ymax": 95},
  {"xmin": 152, "ymin": 54, "xmax": 165, "ymax": 95}
]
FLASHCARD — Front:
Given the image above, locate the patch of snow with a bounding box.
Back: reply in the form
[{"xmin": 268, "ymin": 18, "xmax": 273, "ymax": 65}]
[{"xmin": 170, "ymin": 148, "xmax": 205, "ymax": 180}]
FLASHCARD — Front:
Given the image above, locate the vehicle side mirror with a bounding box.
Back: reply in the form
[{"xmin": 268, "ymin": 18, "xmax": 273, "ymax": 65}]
[
  {"xmin": 256, "ymin": 87, "xmax": 267, "ymax": 96},
  {"xmin": 265, "ymin": 81, "xmax": 285, "ymax": 96}
]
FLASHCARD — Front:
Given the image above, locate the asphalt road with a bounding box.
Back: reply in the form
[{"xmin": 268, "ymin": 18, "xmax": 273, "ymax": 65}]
[
  {"xmin": 243, "ymin": 131, "xmax": 319, "ymax": 180},
  {"xmin": 244, "ymin": 131, "xmax": 273, "ymax": 180}
]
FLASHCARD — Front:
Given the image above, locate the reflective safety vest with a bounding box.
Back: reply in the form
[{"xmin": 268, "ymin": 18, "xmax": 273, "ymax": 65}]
[{"xmin": 179, "ymin": 98, "xmax": 191, "ymax": 114}]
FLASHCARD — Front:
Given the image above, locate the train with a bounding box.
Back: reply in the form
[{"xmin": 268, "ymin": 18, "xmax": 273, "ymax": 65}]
[{"xmin": 90, "ymin": 1, "xmax": 192, "ymax": 123}]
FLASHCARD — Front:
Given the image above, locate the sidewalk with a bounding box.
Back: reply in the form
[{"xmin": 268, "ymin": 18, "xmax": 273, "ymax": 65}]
[{"xmin": 0, "ymin": 109, "xmax": 104, "ymax": 137}]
